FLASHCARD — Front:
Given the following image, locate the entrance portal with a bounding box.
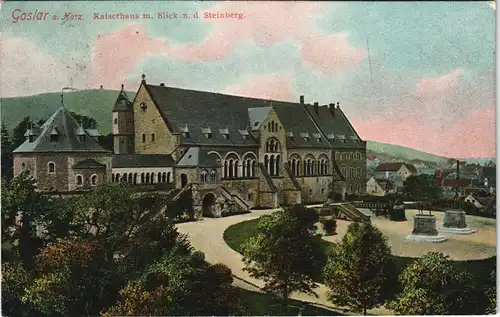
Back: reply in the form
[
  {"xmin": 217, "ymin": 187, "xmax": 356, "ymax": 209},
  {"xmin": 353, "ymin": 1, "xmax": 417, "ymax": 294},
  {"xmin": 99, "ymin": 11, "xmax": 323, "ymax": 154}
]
[
  {"xmin": 180, "ymin": 173, "xmax": 188, "ymax": 188},
  {"xmin": 202, "ymin": 193, "xmax": 216, "ymax": 217}
]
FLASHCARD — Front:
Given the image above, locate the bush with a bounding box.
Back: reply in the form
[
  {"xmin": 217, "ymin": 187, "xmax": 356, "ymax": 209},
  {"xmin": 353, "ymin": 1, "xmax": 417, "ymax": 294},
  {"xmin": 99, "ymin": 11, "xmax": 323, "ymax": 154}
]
[{"xmin": 320, "ymin": 219, "xmax": 337, "ymax": 236}]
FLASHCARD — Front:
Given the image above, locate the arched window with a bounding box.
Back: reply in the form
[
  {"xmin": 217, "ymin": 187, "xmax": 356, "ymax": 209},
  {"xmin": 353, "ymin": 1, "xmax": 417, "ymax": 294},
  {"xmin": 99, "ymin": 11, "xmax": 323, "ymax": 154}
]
[
  {"xmin": 122, "ymin": 173, "xmax": 127, "ymax": 183},
  {"xmin": 242, "ymin": 160, "xmax": 247, "ymax": 177},
  {"xmin": 291, "ymin": 160, "xmax": 296, "ymax": 176},
  {"xmin": 76, "ymin": 174, "xmax": 83, "ymax": 186},
  {"xmin": 141, "ymin": 173, "xmax": 145, "ymax": 183},
  {"xmin": 167, "ymin": 172, "xmax": 171, "ymax": 183},
  {"xmin": 270, "ymin": 155, "xmax": 276, "ymax": 176},
  {"xmin": 48, "ymin": 162, "xmax": 55, "ymax": 173},
  {"xmin": 224, "ymin": 161, "xmax": 228, "ymax": 178},
  {"xmin": 21, "ymin": 163, "xmax": 26, "ymax": 170},
  {"xmin": 264, "ymin": 155, "xmax": 269, "ymax": 174},
  {"xmin": 275, "ymin": 155, "xmax": 280, "ymax": 176},
  {"xmin": 91, "ymin": 174, "xmax": 98, "ymax": 186},
  {"xmin": 112, "ymin": 174, "xmax": 115, "ymax": 182},
  {"xmin": 142, "ymin": 134, "xmax": 146, "ymax": 143},
  {"xmin": 201, "ymin": 170, "xmax": 208, "ymax": 183},
  {"xmin": 251, "ymin": 160, "xmax": 256, "ymax": 177},
  {"xmin": 210, "ymin": 170, "xmax": 217, "ymax": 183},
  {"xmin": 151, "ymin": 133, "xmax": 155, "ymax": 142},
  {"xmin": 228, "ymin": 159, "xmax": 234, "ymax": 178},
  {"xmin": 114, "ymin": 118, "xmax": 118, "ymax": 124},
  {"xmin": 128, "ymin": 173, "xmax": 133, "ymax": 183},
  {"xmin": 145, "ymin": 173, "xmax": 150, "ymax": 183},
  {"xmin": 134, "ymin": 173, "xmax": 138, "ymax": 184},
  {"xmin": 162, "ymin": 172, "xmax": 166, "ymax": 183},
  {"xmin": 116, "ymin": 173, "xmax": 121, "ymax": 182},
  {"xmin": 234, "ymin": 160, "xmax": 239, "ymax": 178},
  {"xmin": 266, "ymin": 138, "xmax": 281, "ymax": 153},
  {"xmin": 267, "ymin": 122, "xmax": 271, "ymax": 132}
]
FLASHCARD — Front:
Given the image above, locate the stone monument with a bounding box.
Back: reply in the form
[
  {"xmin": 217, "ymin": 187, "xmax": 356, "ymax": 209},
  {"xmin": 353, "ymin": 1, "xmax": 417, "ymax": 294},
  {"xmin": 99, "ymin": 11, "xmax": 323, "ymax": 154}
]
[
  {"xmin": 405, "ymin": 211, "xmax": 447, "ymax": 243},
  {"xmin": 440, "ymin": 209, "xmax": 476, "ymax": 234}
]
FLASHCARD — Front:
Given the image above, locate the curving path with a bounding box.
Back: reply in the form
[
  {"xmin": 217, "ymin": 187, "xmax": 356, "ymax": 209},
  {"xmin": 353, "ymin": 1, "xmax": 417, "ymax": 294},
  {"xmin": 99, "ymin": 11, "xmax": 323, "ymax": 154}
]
[{"xmin": 176, "ymin": 208, "xmax": 391, "ymax": 315}]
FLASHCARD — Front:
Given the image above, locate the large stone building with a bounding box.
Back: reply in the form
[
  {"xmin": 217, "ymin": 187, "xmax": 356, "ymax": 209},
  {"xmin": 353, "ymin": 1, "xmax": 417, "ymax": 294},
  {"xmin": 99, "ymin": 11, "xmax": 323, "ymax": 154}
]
[{"xmin": 13, "ymin": 75, "xmax": 367, "ymax": 216}]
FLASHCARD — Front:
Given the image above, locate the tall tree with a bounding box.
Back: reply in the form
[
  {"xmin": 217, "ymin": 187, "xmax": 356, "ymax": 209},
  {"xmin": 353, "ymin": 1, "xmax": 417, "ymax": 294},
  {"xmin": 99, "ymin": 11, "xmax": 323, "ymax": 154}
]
[
  {"xmin": 388, "ymin": 252, "xmax": 479, "ymax": 315},
  {"xmin": 324, "ymin": 222, "xmax": 397, "ymax": 315},
  {"xmin": 241, "ymin": 204, "xmax": 324, "ymax": 311},
  {"xmin": 11, "ymin": 116, "xmax": 31, "ymax": 151},
  {"xmin": 2, "ymin": 123, "xmax": 14, "ymax": 180},
  {"xmin": 70, "ymin": 111, "xmax": 97, "ymax": 128},
  {"xmin": 403, "ymin": 174, "xmax": 443, "ymax": 201}
]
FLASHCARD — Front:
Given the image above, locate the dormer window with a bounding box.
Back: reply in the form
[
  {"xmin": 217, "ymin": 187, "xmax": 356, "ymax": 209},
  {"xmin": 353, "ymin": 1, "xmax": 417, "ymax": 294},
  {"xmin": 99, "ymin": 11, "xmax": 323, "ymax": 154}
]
[
  {"xmin": 76, "ymin": 125, "xmax": 86, "ymax": 142},
  {"xmin": 238, "ymin": 129, "xmax": 249, "ymax": 140},
  {"xmin": 220, "ymin": 128, "xmax": 229, "ymax": 140},
  {"xmin": 300, "ymin": 132, "xmax": 309, "ymax": 142},
  {"xmin": 337, "ymin": 134, "xmax": 346, "ymax": 143},
  {"xmin": 28, "ymin": 136, "xmax": 35, "ymax": 143},
  {"xmin": 202, "ymin": 127, "xmax": 212, "ymax": 139},
  {"xmin": 312, "ymin": 133, "xmax": 322, "ymax": 143},
  {"xmin": 49, "ymin": 127, "xmax": 59, "ymax": 142},
  {"xmin": 180, "ymin": 124, "xmax": 190, "ymax": 138}
]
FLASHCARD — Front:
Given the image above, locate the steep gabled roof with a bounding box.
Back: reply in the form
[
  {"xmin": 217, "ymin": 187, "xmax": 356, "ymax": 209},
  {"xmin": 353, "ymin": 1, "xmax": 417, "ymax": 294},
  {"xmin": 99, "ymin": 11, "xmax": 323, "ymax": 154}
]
[
  {"xmin": 304, "ymin": 104, "xmax": 364, "ymax": 149},
  {"xmin": 13, "ymin": 106, "xmax": 110, "ymax": 153},
  {"xmin": 142, "ymin": 84, "xmax": 358, "ymax": 149}
]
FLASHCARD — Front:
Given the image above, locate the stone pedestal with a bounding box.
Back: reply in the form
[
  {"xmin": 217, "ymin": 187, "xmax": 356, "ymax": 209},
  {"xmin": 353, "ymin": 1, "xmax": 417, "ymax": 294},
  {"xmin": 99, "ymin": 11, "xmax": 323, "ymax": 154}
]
[
  {"xmin": 440, "ymin": 209, "xmax": 476, "ymax": 235},
  {"xmin": 405, "ymin": 214, "xmax": 447, "ymax": 243}
]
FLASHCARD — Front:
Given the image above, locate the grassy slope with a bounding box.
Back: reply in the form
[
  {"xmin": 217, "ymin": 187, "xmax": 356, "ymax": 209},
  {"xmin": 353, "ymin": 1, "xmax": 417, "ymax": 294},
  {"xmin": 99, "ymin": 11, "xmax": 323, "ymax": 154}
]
[
  {"xmin": 1, "ymin": 89, "xmax": 472, "ymax": 162},
  {"xmin": 1, "ymin": 90, "xmax": 136, "ymax": 135}
]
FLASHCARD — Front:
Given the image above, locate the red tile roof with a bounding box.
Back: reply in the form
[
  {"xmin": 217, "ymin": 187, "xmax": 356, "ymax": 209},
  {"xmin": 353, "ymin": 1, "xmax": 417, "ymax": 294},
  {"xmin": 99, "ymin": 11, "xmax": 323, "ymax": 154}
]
[
  {"xmin": 442, "ymin": 179, "xmax": 472, "ymax": 187},
  {"xmin": 375, "ymin": 162, "xmax": 417, "ymax": 173}
]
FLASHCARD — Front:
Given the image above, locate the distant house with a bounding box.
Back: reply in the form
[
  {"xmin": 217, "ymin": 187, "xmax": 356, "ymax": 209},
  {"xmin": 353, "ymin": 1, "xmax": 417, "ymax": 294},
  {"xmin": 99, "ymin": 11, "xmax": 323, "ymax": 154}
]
[
  {"xmin": 464, "ymin": 194, "xmax": 496, "ymax": 214},
  {"xmin": 366, "ymin": 177, "xmax": 393, "ymax": 196},
  {"xmin": 373, "ymin": 162, "xmax": 417, "ymax": 180},
  {"xmin": 434, "ymin": 168, "xmax": 472, "ymax": 194}
]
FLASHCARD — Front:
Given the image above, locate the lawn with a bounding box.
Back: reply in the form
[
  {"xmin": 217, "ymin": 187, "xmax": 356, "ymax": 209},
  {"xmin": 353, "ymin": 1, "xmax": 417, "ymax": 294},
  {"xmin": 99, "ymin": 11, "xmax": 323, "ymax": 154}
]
[
  {"xmin": 237, "ymin": 288, "xmax": 342, "ymax": 316},
  {"xmin": 223, "ymin": 218, "xmax": 496, "ymax": 286}
]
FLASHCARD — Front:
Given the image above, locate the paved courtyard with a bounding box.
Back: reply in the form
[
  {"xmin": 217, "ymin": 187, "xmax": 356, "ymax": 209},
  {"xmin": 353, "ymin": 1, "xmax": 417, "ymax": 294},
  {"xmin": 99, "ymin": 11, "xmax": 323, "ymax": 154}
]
[
  {"xmin": 176, "ymin": 208, "xmax": 496, "ymax": 315},
  {"xmin": 323, "ymin": 209, "xmax": 496, "ymax": 261}
]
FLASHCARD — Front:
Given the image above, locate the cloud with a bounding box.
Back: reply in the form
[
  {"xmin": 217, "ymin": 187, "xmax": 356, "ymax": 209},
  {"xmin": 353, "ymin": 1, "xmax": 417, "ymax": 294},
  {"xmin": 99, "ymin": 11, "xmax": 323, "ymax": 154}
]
[
  {"xmin": 415, "ymin": 68, "xmax": 464, "ymax": 102},
  {"xmin": 89, "ymin": 23, "xmax": 170, "ymax": 89},
  {"xmin": 0, "ymin": 36, "xmax": 88, "ymax": 97},
  {"xmin": 351, "ymin": 104, "xmax": 495, "ymax": 158},
  {"xmin": 223, "ymin": 73, "xmax": 296, "ymax": 102},
  {"xmin": 299, "ymin": 32, "xmax": 368, "ymax": 75}
]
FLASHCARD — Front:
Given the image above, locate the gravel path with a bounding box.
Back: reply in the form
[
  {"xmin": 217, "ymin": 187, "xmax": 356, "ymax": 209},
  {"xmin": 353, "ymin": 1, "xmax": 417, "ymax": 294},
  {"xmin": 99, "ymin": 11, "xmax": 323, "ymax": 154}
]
[{"xmin": 176, "ymin": 208, "xmax": 391, "ymax": 315}]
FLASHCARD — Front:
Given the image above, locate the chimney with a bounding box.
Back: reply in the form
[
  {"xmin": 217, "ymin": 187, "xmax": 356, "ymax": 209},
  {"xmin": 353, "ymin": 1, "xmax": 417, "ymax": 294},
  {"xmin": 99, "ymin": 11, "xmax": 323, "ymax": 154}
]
[
  {"xmin": 314, "ymin": 102, "xmax": 319, "ymax": 114},
  {"xmin": 336, "ymin": 101, "xmax": 340, "ymax": 109},
  {"xmin": 329, "ymin": 103, "xmax": 335, "ymax": 117},
  {"xmin": 141, "ymin": 74, "xmax": 146, "ymax": 84},
  {"xmin": 120, "ymin": 84, "xmax": 124, "ymax": 91},
  {"xmin": 300, "ymin": 95, "xmax": 304, "ymax": 104},
  {"xmin": 160, "ymin": 83, "xmax": 165, "ymax": 87}
]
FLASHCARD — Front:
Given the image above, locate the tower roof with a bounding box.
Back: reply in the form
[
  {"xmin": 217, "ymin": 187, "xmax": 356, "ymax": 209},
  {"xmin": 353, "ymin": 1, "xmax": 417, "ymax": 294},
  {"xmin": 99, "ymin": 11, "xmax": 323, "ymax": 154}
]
[
  {"xmin": 112, "ymin": 85, "xmax": 133, "ymax": 112},
  {"xmin": 13, "ymin": 106, "xmax": 110, "ymax": 153}
]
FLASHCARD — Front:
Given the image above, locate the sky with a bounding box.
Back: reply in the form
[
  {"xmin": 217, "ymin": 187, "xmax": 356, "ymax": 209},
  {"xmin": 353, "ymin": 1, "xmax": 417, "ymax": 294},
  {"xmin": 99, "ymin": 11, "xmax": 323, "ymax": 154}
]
[{"xmin": 0, "ymin": 1, "xmax": 496, "ymax": 158}]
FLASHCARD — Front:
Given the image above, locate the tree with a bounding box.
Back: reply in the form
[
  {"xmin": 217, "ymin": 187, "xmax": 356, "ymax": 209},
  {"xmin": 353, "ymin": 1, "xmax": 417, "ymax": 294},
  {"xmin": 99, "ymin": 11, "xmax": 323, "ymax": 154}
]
[
  {"xmin": 388, "ymin": 252, "xmax": 479, "ymax": 315},
  {"xmin": 241, "ymin": 205, "xmax": 324, "ymax": 311},
  {"xmin": 486, "ymin": 269, "xmax": 497, "ymax": 314},
  {"xmin": 324, "ymin": 222, "xmax": 397, "ymax": 315},
  {"xmin": 403, "ymin": 174, "xmax": 442, "ymax": 201},
  {"xmin": 2, "ymin": 123, "xmax": 14, "ymax": 180},
  {"xmin": 12, "ymin": 116, "xmax": 32, "ymax": 150},
  {"xmin": 1, "ymin": 173, "xmax": 57, "ymax": 269},
  {"xmin": 70, "ymin": 111, "xmax": 97, "ymax": 128},
  {"xmin": 2, "ymin": 262, "xmax": 36, "ymax": 317}
]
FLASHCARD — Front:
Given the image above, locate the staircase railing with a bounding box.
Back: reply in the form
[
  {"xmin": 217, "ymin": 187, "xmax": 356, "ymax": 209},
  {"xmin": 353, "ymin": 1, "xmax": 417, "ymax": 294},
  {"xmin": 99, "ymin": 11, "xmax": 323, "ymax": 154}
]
[{"xmin": 219, "ymin": 186, "xmax": 250, "ymax": 211}]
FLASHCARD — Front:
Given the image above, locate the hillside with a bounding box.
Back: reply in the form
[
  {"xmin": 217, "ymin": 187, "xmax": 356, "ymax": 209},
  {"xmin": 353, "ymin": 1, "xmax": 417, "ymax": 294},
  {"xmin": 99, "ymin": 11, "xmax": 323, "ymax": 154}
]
[
  {"xmin": 366, "ymin": 141, "xmax": 451, "ymax": 166},
  {"xmin": 1, "ymin": 89, "xmax": 135, "ymax": 134},
  {"xmin": 0, "ymin": 90, "xmax": 486, "ymax": 163}
]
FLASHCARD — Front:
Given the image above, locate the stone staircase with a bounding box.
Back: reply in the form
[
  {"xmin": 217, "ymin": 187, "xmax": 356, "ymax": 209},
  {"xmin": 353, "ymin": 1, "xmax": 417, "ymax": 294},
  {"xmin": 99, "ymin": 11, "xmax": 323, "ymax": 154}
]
[
  {"xmin": 334, "ymin": 203, "xmax": 371, "ymax": 223},
  {"xmin": 219, "ymin": 186, "xmax": 250, "ymax": 212}
]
